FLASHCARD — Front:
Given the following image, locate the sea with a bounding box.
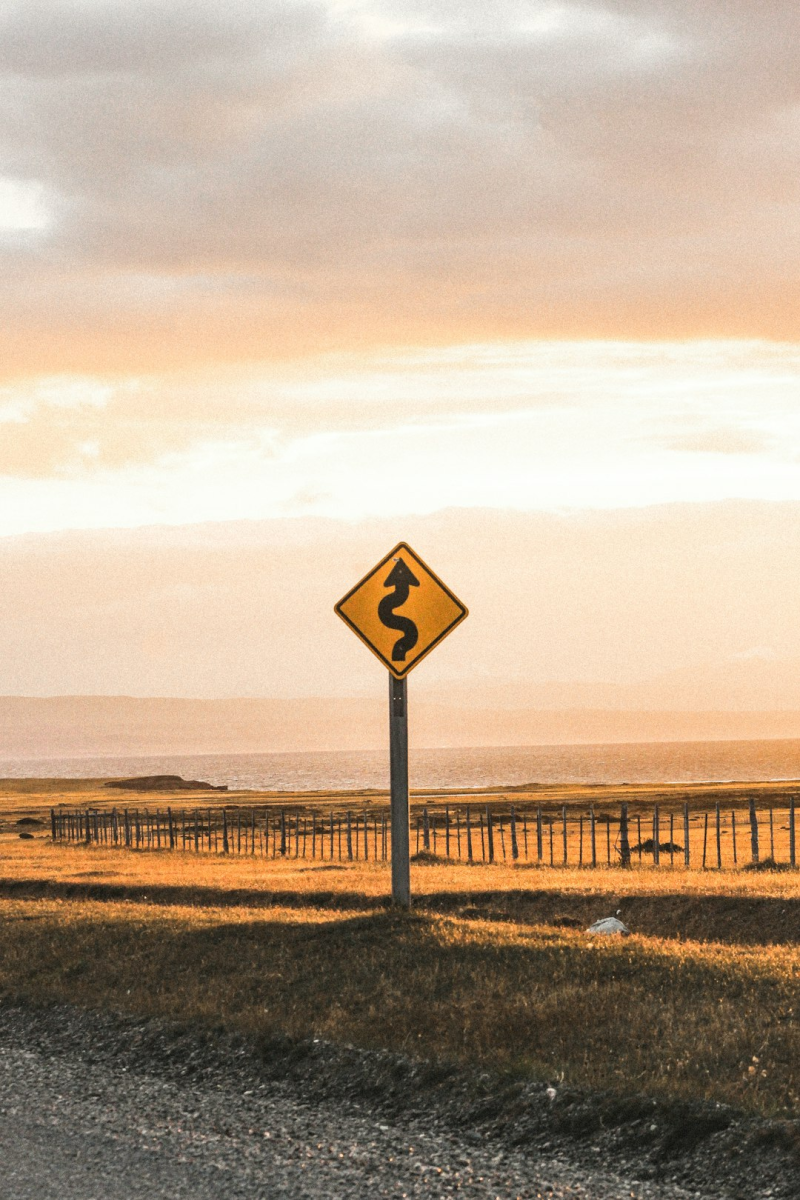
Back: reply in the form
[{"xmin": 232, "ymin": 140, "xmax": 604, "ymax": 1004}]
[{"xmin": 3, "ymin": 739, "xmax": 800, "ymax": 792}]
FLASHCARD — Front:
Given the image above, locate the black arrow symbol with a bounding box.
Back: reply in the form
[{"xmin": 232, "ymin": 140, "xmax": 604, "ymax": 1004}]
[{"xmin": 378, "ymin": 558, "xmax": 420, "ymax": 661}]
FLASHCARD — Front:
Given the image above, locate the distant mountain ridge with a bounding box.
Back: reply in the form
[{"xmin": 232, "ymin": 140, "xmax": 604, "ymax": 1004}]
[
  {"xmin": 424, "ymin": 657, "xmax": 800, "ymax": 712},
  {"xmin": 5, "ymin": 695, "xmax": 800, "ymax": 759}
]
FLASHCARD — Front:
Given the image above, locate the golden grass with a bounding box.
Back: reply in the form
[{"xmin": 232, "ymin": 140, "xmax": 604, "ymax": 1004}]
[
  {"xmin": 0, "ymin": 778, "xmax": 797, "ymax": 1120},
  {"xmin": 0, "ymin": 893, "xmax": 796, "ymax": 1119},
  {"xmin": 2, "ymin": 837, "xmax": 799, "ymax": 902}
]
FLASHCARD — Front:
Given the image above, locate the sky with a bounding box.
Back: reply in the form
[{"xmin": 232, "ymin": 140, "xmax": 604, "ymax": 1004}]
[
  {"xmin": 6, "ymin": 503, "xmax": 800, "ymax": 702},
  {"xmin": 2, "ymin": 2, "xmax": 800, "ymax": 702}
]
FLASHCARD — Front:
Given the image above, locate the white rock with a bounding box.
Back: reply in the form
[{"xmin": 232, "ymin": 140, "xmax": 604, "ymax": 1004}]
[{"xmin": 586, "ymin": 914, "xmax": 630, "ymax": 936}]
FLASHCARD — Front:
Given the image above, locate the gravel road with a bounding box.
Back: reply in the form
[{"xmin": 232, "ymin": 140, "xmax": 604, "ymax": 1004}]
[{"xmin": 0, "ymin": 1006, "xmax": 790, "ymax": 1200}]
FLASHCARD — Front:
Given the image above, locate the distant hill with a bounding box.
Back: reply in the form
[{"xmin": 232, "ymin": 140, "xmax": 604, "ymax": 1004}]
[
  {"xmin": 4, "ymin": 695, "xmax": 800, "ymax": 760},
  {"xmin": 425, "ymin": 657, "xmax": 800, "ymax": 712}
]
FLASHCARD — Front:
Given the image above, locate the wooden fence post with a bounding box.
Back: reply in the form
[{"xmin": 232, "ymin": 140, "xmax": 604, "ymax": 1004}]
[
  {"xmin": 749, "ymin": 798, "xmax": 759, "ymax": 864},
  {"xmin": 590, "ymin": 807, "xmax": 596, "ymax": 868},
  {"xmin": 683, "ymin": 803, "xmax": 690, "ymax": 867},
  {"xmin": 562, "ymin": 806, "xmax": 568, "ymax": 864},
  {"xmin": 652, "ymin": 805, "xmax": 660, "ymax": 866},
  {"xmin": 423, "ymin": 807, "xmax": 430, "ymax": 851},
  {"xmin": 790, "ymin": 797, "xmax": 796, "ymax": 868},
  {"xmin": 619, "ymin": 804, "xmax": 631, "ymax": 867},
  {"xmin": 466, "ymin": 806, "xmax": 473, "ymax": 863},
  {"xmin": 537, "ymin": 806, "xmax": 543, "ymax": 862},
  {"xmin": 510, "ymin": 806, "xmax": 518, "ymax": 861},
  {"xmin": 702, "ymin": 811, "xmax": 709, "ymax": 868},
  {"xmin": 715, "ymin": 801, "xmax": 722, "ymax": 869},
  {"xmin": 769, "ymin": 808, "xmax": 775, "ymax": 861},
  {"xmin": 222, "ymin": 809, "xmax": 229, "ymax": 854},
  {"xmin": 731, "ymin": 810, "xmax": 737, "ymax": 865},
  {"xmin": 486, "ymin": 807, "xmax": 494, "ymax": 863}
]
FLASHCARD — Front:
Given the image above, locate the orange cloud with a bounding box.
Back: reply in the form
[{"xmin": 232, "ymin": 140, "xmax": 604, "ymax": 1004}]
[{"xmin": 2, "ymin": 1, "xmax": 800, "ymax": 376}]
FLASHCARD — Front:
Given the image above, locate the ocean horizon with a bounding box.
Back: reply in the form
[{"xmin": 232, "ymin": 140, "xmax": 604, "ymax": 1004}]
[{"xmin": 3, "ymin": 737, "xmax": 800, "ymax": 793}]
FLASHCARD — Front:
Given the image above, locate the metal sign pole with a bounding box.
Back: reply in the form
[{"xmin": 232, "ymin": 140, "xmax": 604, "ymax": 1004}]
[
  {"xmin": 335, "ymin": 542, "xmax": 466, "ymax": 910},
  {"xmin": 389, "ymin": 673, "xmax": 410, "ymax": 907}
]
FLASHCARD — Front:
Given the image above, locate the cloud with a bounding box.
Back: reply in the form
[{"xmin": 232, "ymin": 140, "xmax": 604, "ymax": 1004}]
[
  {"xmin": 0, "ymin": 176, "xmax": 50, "ymax": 230},
  {"xmin": 1, "ymin": 1, "xmax": 799, "ymax": 373},
  {"xmin": 666, "ymin": 427, "xmax": 771, "ymax": 455},
  {"xmin": 2, "ymin": 340, "xmax": 800, "ymax": 531}
]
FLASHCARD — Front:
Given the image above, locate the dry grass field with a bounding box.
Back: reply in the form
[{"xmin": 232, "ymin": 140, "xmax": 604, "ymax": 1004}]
[{"xmin": 0, "ymin": 778, "xmax": 798, "ymax": 1121}]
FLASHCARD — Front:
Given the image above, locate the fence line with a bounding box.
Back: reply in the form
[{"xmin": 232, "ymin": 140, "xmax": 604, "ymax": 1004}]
[{"xmin": 49, "ymin": 800, "xmax": 799, "ymax": 869}]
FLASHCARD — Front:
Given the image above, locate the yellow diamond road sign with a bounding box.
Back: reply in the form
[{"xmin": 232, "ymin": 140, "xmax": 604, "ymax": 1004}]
[{"xmin": 335, "ymin": 542, "xmax": 468, "ymax": 679}]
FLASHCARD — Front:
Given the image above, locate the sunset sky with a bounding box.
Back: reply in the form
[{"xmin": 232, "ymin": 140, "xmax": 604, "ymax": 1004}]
[{"xmin": 2, "ymin": 2, "xmax": 800, "ymax": 701}]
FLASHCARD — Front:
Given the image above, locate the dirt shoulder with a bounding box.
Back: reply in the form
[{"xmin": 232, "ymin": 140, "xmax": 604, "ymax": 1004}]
[{"xmin": 0, "ymin": 1001, "xmax": 796, "ymax": 1200}]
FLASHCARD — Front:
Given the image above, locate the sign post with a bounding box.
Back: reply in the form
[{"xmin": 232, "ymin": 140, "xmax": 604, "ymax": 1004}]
[
  {"xmin": 389, "ymin": 674, "xmax": 410, "ymax": 907},
  {"xmin": 335, "ymin": 542, "xmax": 468, "ymax": 908}
]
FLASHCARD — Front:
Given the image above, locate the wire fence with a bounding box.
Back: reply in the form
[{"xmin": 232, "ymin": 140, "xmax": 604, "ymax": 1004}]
[{"xmin": 50, "ymin": 798, "xmax": 799, "ymax": 869}]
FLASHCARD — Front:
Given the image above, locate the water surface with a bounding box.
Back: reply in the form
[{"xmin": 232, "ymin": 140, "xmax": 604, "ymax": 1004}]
[{"xmin": 3, "ymin": 739, "xmax": 800, "ymax": 792}]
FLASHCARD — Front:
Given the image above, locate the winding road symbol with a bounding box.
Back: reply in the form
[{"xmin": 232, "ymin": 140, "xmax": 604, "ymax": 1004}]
[
  {"xmin": 334, "ymin": 541, "xmax": 467, "ymax": 679},
  {"xmin": 378, "ymin": 558, "xmax": 420, "ymax": 661}
]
